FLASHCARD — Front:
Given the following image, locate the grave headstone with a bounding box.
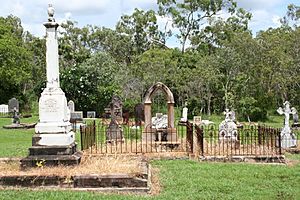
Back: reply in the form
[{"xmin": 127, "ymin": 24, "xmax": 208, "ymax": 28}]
[
  {"xmin": 277, "ymin": 101, "xmax": 297, "ymax": 148},
  {"xmin": 106, "ymin": 119, "xmax": 123, "ymax": 143},
  {"xmin": 219, "ymin": 108, "xmax": 238, "ymax": 141},
  {"xmin": 71, "ymin": 111, "xmax": 83, "ymax": 121},
  {"xmin": 110, "ymin": 95, "xmax": 123, "ymax": 122},
  {"xmin": 180, "ymin": 104, "xmax": 188, "ymax": 122},
  {"xmin": 68, "ymin": 100, "xmax": 75, "ymax": 113},
  {"xmin": 8, "ymin": 98, "xmax": 19, "ymax": 113},
  {"xmin": 134, "ymin": 103, "xmax": 144, "ymax": 126},
  {"xmin": 87, "ymin": 111, "xmax": 96, "ymax": 118}
]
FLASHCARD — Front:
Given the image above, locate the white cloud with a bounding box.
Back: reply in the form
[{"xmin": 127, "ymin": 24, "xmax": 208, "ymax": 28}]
[{"xmin": 272, "ymin": 15, "xmax": 281, "ymax": 27}]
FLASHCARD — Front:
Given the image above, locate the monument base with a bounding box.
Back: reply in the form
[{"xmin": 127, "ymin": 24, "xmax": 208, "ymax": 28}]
[
  {"xmin": 20, "ymin": 142, "xmax": 82, "ymax": 169},
  {"xmin": 281, "ymin": 133, "xmax": 297, "ymax": 148},
  {"xmin": 32, "ymin": 131, "xmax": 75, "ymax": 146}
]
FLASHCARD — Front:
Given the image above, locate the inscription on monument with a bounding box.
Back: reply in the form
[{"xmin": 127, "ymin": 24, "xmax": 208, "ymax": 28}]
[{"xmin": 41, "ymin": 99, "xmax": 59, "ymax": 113}]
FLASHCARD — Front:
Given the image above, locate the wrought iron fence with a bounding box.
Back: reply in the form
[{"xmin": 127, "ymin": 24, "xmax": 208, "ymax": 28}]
[
  {"xmin": 195, "ymin": 124, "xmax": 282, "ymax": 156},
  {"xmin": 80, "ymin": 120, "xmax": 285, "ymax": 156},
  {"xmin": 79, "ymin": 120, "xmax": 193, "ymax": 154}
]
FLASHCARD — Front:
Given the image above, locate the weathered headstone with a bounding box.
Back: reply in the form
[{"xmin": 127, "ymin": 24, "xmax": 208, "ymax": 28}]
[
  {"xmin": 71, "ymin": 111, "xmax": 83, "ymax": 121},
  {"xmin": 106, "ymin": 119, "xmax": 123, "ymax": 143},
  {"xmin": 8, "ymin": 98, "xmax": 19, "ymax": 113},
  {"xmin": 110, "ymin": 95, "xmax": 123, "ymax": 122},
  {"xmin": 134, "ymin": 103, "xmax": 144, "ymax": 126},
  {"xmin": 219, "ymin": 108, "xmax": 238, "ymax": 141},
  {"xmin": 68, "ymin": 100, "xmax": 75, "ymax": 113},
  {"xmin": 87, "ymin": 111, "xmax": 96, "ymax": 118},
  {"xmin": 277, "ymin": 101, "xmax": 297, "ymax": 148}
]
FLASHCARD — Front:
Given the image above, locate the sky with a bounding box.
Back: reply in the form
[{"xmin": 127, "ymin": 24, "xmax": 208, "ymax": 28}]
[{"xmin": 0, "ymin": 0, "xmax": 299, "ymax": 47}]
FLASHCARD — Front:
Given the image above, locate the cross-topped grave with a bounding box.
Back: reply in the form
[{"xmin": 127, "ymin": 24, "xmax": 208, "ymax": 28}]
[
  {"xmin": 219, "ymin": 108, "xmax": 238, "ymax": 141},
  {"xmin": 277, "ymin": 101, "xmax": 297, "ymax": 148}
]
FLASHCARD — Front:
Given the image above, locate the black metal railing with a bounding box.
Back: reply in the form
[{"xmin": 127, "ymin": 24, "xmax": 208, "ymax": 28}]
[
  {"xmin": 80, "ymin": 120, "xmax": 192, "ymax": 154},
  {"xmin": 80, "ymin": 120, "xmax": 285, "ymax": 156},
  {"xmin": 195, "ymin": 124, "xmax": 282, "ymax": 156}
]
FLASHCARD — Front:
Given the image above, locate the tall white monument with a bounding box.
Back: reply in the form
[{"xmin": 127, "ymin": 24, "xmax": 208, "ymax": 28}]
[
  {"xmin": 21, "ymin": 5, "xmax": 81, "ymax": 168},
  {"xmin": 277, "ymin": 101, "xmax": 297, "ymax": 148},
  {"xmin": 34, "ymin": 4, "xmax": 73, "ymax": 145}
]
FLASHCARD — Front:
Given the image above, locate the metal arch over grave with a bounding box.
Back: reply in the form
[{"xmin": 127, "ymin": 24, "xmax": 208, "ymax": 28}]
[{"xmin": 143, "ymin": 82, "xmax": 177, "ymax": 142}]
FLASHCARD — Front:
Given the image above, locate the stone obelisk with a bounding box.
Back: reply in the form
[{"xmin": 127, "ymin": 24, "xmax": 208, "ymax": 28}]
[{"xmin": 21, "ymin": 5, "xmax": 81, "ymax": 168}]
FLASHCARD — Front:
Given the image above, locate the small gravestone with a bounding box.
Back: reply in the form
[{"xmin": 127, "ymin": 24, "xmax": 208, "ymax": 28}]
[
  {"xmin": 8, "ymin": 98, "xmax": 19, "ymax": 113},
  {"xmin": 180, "ymin": 103, "xmax": 188, "ymax": 122},
  {"xmin": 134, "ymin": 103, "xmax": 144, "ymax": 126},
  {"xmin": 68, "ymin": 100, "xmax": 75, "ymax": 113},
  {"xmin": 106, "ymin": 119, "xmax": 123, "ymax": 143},
  {"xmin": 277, "ymin": 101, "xmax": 297, "ymax": 148},
  {"xmin": 87, "ymin": 111, "xmax": 96, "ymax": 118},
  {"xmin": 106, "ymin": 96, "xmax": 124, "ymax": 142},
  {"xmin": 71, "ymin": 111, "xmax": 83, "ymax": 121},
  {"xmin": 219, "ymin": 109, "xmax": 238, "ymax": 141}
]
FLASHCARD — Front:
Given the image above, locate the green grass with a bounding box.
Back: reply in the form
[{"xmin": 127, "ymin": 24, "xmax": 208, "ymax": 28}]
[
  {"xmin": 0, "ymin": 116, "xmax": 82, "ymax": 157},
  {"xmin": 0, "ymin": 117, "xmax": 37, "ymax": 157},
  {"xmin": 0, "ymin": 116, "xmax": 299, "ymax": 199},
  {"xmin": 0, "ymin": 156, "xmax": 299, "ymax": 199}
]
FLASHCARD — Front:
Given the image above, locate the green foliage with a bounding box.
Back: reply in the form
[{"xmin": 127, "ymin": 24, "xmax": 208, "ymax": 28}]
[
  {"xmin": 1, "ymin": 2, "xmax": 300, "ymax": 121},
  {"xmin": 0, "ymin": 16, "xmax": 32, "ymax": 104},
  {"xmin": 61, "ymin": 52, "xmax": 120, "ymax": 115}
]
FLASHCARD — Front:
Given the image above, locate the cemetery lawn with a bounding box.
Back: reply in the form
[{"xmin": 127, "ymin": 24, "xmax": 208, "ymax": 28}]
[
  {"xmin": 0, "ymin": 155, "xmax": 299, "ymax": 199},
  {"xmin": 0, "ymin": 116, "xmax": 84, "ymax": 158},
  {"xmin": 0, "ymin": 117, "xmax": 37, "ymax": 157}
]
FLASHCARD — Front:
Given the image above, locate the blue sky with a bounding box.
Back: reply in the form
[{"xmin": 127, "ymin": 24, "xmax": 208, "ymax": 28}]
[{"xmin": 0, "ymin": 0, "xmax": 299, "ymax": 47}]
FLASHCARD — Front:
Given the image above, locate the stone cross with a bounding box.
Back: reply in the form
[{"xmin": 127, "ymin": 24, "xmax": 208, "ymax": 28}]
[
  {"xmin": 277, "ymin": 101, "xmax": 295, "ymax": 128},
  {"xmin": 223, "ymin": 108, "xmax": 232, "ymax": 122},
  {"xmin": 277, "ymin": 101, "xmax": 297, "ymax": 148}
]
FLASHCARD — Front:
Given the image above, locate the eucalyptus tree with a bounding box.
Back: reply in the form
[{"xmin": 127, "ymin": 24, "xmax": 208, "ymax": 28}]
[
  {"xmin": 116, "ymin": 8, "xmax": 164, "ymax": 56},
  {"xmin": 157, "ymin": 0, "xmax": 237, "ymax": 53}
]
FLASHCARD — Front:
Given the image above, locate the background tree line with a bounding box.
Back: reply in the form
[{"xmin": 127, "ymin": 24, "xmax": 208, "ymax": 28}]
[{"xmin": 0, "ymin": 1, "xmax": 299, "ymax": 121}]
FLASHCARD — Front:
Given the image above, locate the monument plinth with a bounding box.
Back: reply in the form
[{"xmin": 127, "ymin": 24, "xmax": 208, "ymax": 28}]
[{"xmin": 21, "ymin": 5, "xmax": 81, "ymax": 168}]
